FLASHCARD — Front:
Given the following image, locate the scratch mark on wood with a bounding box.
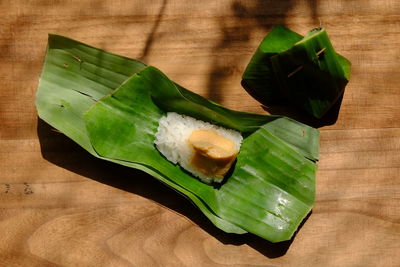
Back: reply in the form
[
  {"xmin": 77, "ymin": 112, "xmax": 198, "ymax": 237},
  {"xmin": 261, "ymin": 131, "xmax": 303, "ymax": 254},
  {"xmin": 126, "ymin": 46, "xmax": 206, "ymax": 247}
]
[
  {"xmin": 4, "ymin": 184, "xmax": 10, "ymax": 193},
  {"xmin": 23, "ymin": 182, "xmax": 33, "ymax": 195}
]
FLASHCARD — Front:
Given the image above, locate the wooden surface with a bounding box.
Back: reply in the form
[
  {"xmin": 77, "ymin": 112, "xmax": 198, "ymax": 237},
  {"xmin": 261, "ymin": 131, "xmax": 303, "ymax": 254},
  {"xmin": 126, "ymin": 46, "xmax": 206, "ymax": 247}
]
[{"xmin": 1, "ymin": 0, "xmax": 399, "ymax": 266}]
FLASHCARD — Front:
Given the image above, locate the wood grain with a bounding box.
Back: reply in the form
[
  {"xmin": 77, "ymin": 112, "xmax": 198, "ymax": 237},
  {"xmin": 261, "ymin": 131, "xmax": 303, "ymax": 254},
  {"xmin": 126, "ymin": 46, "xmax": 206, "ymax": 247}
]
[{"xmin": 1, "ymin": 0, "xmax": 399, "ymax": 266}]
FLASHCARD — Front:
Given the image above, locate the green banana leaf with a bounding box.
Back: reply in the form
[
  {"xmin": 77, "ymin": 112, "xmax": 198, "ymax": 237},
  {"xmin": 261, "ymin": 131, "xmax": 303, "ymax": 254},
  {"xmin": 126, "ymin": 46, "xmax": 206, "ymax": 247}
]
[
  {"xmin": 36, "ymin": 35, "xmax": 245, "ymax": 235},
  {"xmin": 242, "ymin": 25, "xmax": 351, "ymax": 118},
  {"xmin": 36, "ymin": 34, "xmax": 320, "ymax": 242}
]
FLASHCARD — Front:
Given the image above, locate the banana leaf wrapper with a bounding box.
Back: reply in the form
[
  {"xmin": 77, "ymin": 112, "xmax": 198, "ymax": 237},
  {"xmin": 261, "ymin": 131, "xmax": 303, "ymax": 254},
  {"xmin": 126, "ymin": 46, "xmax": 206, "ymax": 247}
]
[
  {"xmin": 36, "ymin": 35, "xmax": 320, "ymax": 242},
  {"xmin": 242, "ymin": 25, "xmax": 351, "ymax": 118}
]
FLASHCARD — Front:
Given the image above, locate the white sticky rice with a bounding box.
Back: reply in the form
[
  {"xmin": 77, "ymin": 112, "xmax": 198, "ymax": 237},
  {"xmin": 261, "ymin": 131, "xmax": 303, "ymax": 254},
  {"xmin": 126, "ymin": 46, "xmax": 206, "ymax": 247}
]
[{"xmin": 154, "ymin": 112, "xmax": 243, "ymax": 183}]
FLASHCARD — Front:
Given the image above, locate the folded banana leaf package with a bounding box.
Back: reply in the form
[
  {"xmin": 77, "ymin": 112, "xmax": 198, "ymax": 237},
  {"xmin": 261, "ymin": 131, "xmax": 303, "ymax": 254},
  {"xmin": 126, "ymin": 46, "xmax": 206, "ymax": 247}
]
[
  {"xmin": 242, "ymin": 25, "xmax": 351, "ymax": 118},
  {"xmin": 36, "ymin": 34, "xmax": 320, "ymax": 243}
]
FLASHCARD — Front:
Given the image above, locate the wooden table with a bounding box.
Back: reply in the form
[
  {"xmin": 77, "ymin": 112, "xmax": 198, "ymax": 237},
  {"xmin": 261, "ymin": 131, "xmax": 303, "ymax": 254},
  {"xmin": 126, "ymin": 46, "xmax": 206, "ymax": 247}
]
[{"xmin": 1, "ymin": 0, "xmax": 399, "ymax": 266}]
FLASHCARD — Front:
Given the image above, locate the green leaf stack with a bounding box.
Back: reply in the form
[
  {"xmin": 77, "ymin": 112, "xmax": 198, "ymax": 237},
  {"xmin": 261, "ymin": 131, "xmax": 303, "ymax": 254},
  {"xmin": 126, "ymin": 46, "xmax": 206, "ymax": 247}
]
[
  {"xmin": 36, "ymin": 34, "xmax": 320, "ymax": 242},
  {"xmin": 242, "ymin": 25, "xmax": 351, "ymax": 118}
]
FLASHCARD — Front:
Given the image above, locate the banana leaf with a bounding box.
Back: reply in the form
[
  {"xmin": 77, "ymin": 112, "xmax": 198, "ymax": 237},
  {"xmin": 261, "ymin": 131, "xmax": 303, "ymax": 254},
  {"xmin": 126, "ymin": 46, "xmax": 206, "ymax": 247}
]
[
  {"xmin": 36, "ymin": 34, "xmax": 320, "ymax": 242},
  {"xmin": 36, "ymin": 35, "xmax": 245, "ymax": 234},
  {"xmin": 242, "ymin": 25, "xmax": 351, "ymax": 118}
]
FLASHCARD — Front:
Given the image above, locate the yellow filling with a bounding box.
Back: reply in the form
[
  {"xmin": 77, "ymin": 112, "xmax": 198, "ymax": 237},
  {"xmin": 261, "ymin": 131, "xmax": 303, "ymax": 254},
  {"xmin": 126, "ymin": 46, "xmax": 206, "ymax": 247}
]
[{"xmin": 188, "ymin": 129, "xmax": 238, "ymax": 179}]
